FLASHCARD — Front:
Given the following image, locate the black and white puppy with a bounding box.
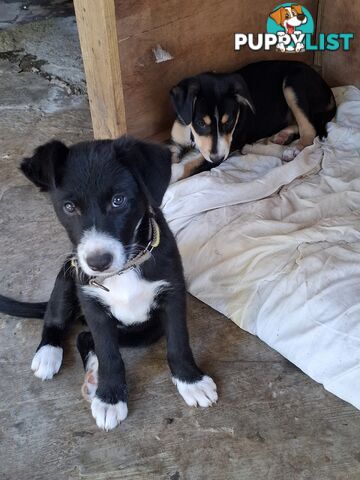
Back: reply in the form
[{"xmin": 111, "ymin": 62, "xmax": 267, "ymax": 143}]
[
  {"xmin": 170, "ymin": 60, "xmax": 336, "ymax": 182},
  {"xmin": 0, "ymin": 137, "xmax": 217, "ymax": 430}
]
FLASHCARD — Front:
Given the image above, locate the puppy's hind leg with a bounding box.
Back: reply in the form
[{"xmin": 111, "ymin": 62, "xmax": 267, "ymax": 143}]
[
  {"xmin": 282, "ymin": 85, "xmax": 316, "ymax": 161},
  {"xmin": 31, "ymin": 261, "xmax": 77, "ymax": 380},
  {"xmin": 77, "ymin": 331, "xmax": 98, "ymax": 402}
]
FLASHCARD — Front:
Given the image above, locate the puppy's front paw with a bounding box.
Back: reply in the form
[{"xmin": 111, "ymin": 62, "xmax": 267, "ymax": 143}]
[
  {"xmin": 173, "ymin": 375, "xmax": 218, "ymax": 407},
  {"xmin": 31, "ymin": 345, "xmax": 63, "ymax": 380},
  {"xmin": 282, "ymin": 146, "xmax": 302, "ymax": 162},
  {"xmin": 91, "ymin": 397, "xmax": 128, "ymax": 431}
]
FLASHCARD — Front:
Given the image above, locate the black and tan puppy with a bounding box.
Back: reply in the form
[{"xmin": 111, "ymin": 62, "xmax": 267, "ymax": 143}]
[
  {"xmin": 0, "ymin": 137, "xmax": 217, "ymax": 430},
  {"xmin": 170, "ymin": 60, "xmax": 336, "ymax": 182}
]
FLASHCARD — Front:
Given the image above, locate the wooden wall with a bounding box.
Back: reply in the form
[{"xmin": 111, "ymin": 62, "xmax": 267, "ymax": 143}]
[
  {"xmin": 317, "ymin": 0, "xmax": 360, "ymax": 87},
  {"xmin": 75, "ymin": 0, "xmax": 360, "ymax": 141},
  {"xmin": 115, "ymin": 0, "xmax": 318, "ymax": 140}
]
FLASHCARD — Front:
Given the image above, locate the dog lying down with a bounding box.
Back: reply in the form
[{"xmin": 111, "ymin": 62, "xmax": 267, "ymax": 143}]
[
  {"xmin": 0, "ymin": 137, "xmax": 217, "ymax": 431},
  {"xmin": 170, "ymin": 60, "xmax": 336, "ymax": 183}
]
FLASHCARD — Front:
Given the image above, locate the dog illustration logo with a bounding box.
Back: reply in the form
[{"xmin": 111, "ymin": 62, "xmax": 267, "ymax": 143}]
[
  {"xmin": 267, "ymin": 3, "xmax": 314, "ymax": 52},
  {"xmin": 235, "ymin": 3, "xmax": 353, "ymax": 53}
]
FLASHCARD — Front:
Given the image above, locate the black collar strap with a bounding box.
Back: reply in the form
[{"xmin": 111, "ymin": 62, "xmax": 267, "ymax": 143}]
[{"xmin": 71, "ymin": 206, "xmax": 160, "ymax": 292}]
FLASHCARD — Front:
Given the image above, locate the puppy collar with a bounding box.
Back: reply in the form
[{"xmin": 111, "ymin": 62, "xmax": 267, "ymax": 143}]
[{"xmin": 71, "ymin": 207, "xmax": 160, "ymax": 292}]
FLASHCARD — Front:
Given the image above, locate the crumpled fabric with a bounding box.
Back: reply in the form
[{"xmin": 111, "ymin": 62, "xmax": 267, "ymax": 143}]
[{"xmin": 163, "ymin": 86, "xmax": 360, "ymax": 410}]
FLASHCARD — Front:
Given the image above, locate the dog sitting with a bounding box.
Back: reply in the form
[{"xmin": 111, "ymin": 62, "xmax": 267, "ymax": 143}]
[
  {"xmin": 0, "ymin": 137, "xmax": 217, "ymax": 430},
  {"xmin": 169, "ymin": 60, "xmax": 336, "ymax": 182},
  {"xmin": 270, "ymin": 5, "xmax": 307, "ymax": 52}
]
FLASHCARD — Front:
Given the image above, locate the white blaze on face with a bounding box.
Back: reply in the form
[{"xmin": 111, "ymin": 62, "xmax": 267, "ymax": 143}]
[
  {"xmin": 215, "ymin": 135, "xmax": 230, "ymax": 160},
  {"xmin": 216, "ymin": 109, "xmax": 240, "ymax": 161},
  {"xmin": 77, "ymin": 227, "xmax": 126, "ymax": 276},
  {"xmin": 190, "ymin": 126, "xmax": 213, "ymax": 162}
]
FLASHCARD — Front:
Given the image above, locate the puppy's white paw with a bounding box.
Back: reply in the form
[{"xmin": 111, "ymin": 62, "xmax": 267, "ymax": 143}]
[
  {"xmin": 81, "ymin": 353, "xmax": 98, "ymax": 402},
  {"xmin": 282, "ymin": 146, "xmax": 302, "ymax": 162},
  {"xmin": 241, "ymin": 144, "xmax": 254, "ymax": 155},
  {"xmin": 31, "ymin": 345, "xmax": 63, "ymax": 380},
  {"xmin": 173, "ymin": 375, "xmax": 218, "ymax": 407},
  {"xmin": 91, "ymin": 397, "xmax": 128, "ymax": 431}
]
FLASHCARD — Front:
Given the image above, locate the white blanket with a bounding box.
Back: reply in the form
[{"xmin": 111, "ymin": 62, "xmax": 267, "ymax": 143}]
[{"xmin": 163, "ymin": 86, "xmax": 360, "ymax": 410}]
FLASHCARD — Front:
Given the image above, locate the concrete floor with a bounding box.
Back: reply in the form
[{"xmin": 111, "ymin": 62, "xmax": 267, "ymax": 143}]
[{"xmin": 1, "ymin": 16, "xmax": 360, "ymax": 480}]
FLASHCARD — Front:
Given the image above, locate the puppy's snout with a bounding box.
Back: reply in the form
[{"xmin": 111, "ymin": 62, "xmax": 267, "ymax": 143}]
[
  {"xmin": 210, "ymin": 153, "xmax": 225, "ymax": 163},
  {"xmin": 86, "ymin": 252, "xmax": 113, "ymax": 272},
  {"xmin": 297, "ymin": 13, "xmax": 305, "ymax": 21}
]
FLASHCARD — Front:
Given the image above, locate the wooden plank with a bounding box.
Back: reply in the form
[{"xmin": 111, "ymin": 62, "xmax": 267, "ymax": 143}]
[
  {"xmin": 318, "ymin": 0, "xmax": 360, "ymax": 87},
  {"xmin": 73, "ymin": 0, "xmax": 126, "ymax": 139},
  {"xmin": 115, "ymin": 0, "xmax": 317, "ymax": 140}
]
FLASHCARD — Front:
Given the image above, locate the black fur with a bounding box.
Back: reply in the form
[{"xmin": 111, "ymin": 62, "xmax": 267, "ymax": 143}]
[
  {"xmin": 0, "ymin": 295, "xmax": 47, "ymax": 318},
  {"xmin": 1, "ymin": 137, "xmax": 208, "ymax": 416}
]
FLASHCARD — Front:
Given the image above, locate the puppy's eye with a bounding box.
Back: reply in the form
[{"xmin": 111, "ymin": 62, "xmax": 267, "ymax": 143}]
[
  {"xmin": 63, "ymin": 201, "xmax": 76, "ymax": 214},
  {"xmin": 112, "ymin": 194, "xmax": 126, "ymax": 208},
  {"xmin": 196, "ymin": 119, "xmax": 206, "ymax": 128}
]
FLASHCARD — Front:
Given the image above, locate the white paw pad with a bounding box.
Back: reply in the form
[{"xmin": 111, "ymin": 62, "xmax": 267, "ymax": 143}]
[
  {"xmin": 31, "ymin": 345, "xmax": 63, "ymax": 380},
  {"xmin": 282, "ymin": 146, "xmax": 302, "ymax": 162},
  {"xmin": 91, "ymin": 397, "xmax": 128, "ymax": 431},
  {"xmin": 81, "ymin": 353, "xmax": 98, "ymax": 402},
  {"xmin": 173, "ymin": 375, "xmax": 218, "ymax": 407}
]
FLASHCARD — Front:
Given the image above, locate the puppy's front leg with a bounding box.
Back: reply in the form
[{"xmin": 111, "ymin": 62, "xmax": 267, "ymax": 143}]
[
  {"xmin": 170, "ymin": 150, "xmax": 206, "ymax": 183},
  {"xmin": 79, "ymin": 296, "xmax": 128, "ymax": 431},
  {"xmin": 31, "ymin": 262, "xmax": 76, "ymax": 380},
  {"xmin": 163, "ymin": 291, "xmax": 218, "ymax": 407}
]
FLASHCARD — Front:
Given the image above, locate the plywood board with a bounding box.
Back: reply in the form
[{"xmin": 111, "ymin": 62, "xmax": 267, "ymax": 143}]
[
  {"xmin": 317, "ymin": 0, "xmax": 360, "ymax": 87},
  {"xmin": 115, "ymin": 0, "xmax": 318, "ymax": 140}
]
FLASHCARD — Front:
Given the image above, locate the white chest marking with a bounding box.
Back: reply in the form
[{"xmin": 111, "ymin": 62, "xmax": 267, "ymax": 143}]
[{"xmin": 82, "ymin": 269, "xmax": 168, "ymax": 325}]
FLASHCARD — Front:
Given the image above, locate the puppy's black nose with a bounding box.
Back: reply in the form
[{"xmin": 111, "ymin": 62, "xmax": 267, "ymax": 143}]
[
  {"xmin": 210, "ymin": 154, "xmax": 225, "ymax": 163},
  {"xmin": 297, "ymin": 13, "xmax": 305, "ymax": 20},
  {"xmin": 86, "ymin": 252, "xmax": 113, "ymax": 272}
]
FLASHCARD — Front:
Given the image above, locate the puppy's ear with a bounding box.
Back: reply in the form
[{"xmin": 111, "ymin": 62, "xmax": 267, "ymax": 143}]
[
  {"xmin": 230, "ymin": 74, "xmax": 255, "ymax": 114},
  {"xmin": 20, "ymin": 140, "xmax": 69, "ymax": 191},
  {"xmin": 270, "ymin": 7, "xmax": 284, "ymax": 25},
  {"xmin": 293, "ymin": 5, "xmax": 303, "ymax": 14},
  {"xmin": 170, "ymin": 78, "xmax": 200, "ymax": 125},
  {"xmin": 114, "ymin": 138, "xmax": 172, "ymax": 207}
]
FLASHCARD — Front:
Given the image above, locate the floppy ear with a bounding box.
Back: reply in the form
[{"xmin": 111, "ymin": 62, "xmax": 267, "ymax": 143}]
[
  {"xmin": 230, "ymin": 75, "xmax": 255, "ymax": 114},
  {"xmin": 20, "ymin": 140, "xmax": 69, "ymax": 192},
  {"xmin": 114, "ymin": 138, "xmax": 172, "ymax": 207},
  {"xmin": 270, "ymin": 7, "xmax": 285, "ymax": 25},
  {"xmin": 292, "ymin": 5, "xmax": 303, "ymax": 14},
  {"xmin": 170, "ymin": 78, "xmax": 200, "ymax": 125}
]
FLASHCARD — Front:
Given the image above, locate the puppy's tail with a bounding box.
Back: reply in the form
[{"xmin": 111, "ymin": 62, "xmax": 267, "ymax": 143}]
[{"xmin": 0, "ymin": 294, "xmax": 47, "ymax": 319}]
